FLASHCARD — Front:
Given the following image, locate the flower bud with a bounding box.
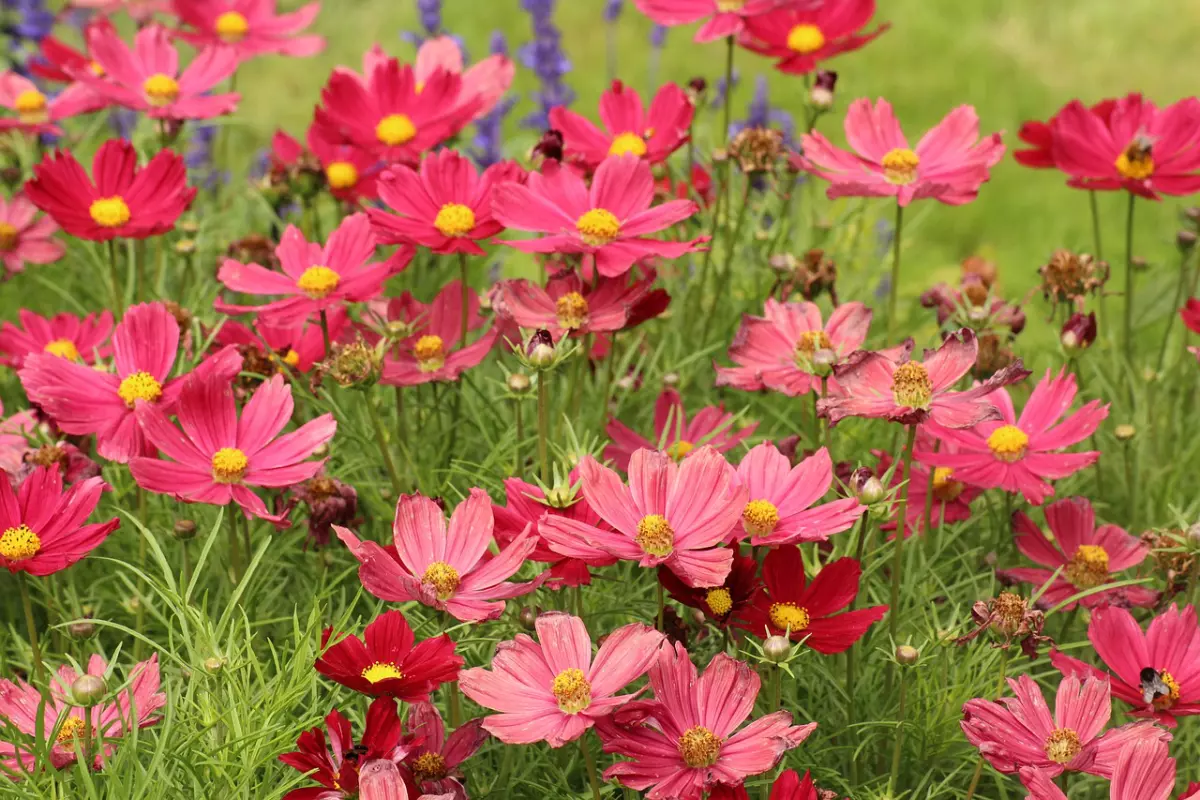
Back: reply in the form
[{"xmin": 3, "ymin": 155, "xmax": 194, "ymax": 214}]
[
  {"xmin": 518, "ymin": 606, "xmax": 539, "ymax": 631},
  {"xmin": 662, "ymin": 372, "xmax": 680, "ymax": 387},
  {"xmin": 851, "ymin": 469, "xmax": 886, "ymax": 505},
  {"xmin": 71, "ymin": 674, "xmax": 107, "ymax": 707},
  {"xmin": 810, "ymin": 69, "xmax": 837, "ymax": 110},
  {"xmin": 507, "ymin": 373, "xmax": 532, "ymax": 394},
  {"xmin": 173, "ymin": 519, "xmax": 197, "ymax": 541},
  {"xmin": 533, "ymin": 129, "xmax": 564, "ymax": 163},
  {"xmin": 68, "ymin": 619, "xmax": 96, "ymax": 640},
  {"xmin": 687, "ymin": 76, "xmax": 707, "ymax": 100},
  {"xmin": 895, "ymin": 645, "xmax": 919, "ymax": 665},
  {"xmin": 1185, "ymin": 207, "xmax": 1200, "ymax": 226},
  {"xmin": 1060, "ymin": 312, "xmax": 1097, "ymax": 351},
  {"xmin": 175, "ymin": 238, "xmax": 197, "ymax": 255},
  {"xmin": 763, "ymin": 635, "xmax": 792, "ymax": 663},
  {"xmin": 1178, "ymin": 230, "xmax": 1197, "ymax": 252},
  {"xmin": 1187, "ymin": 522, "xmax": 1200, "ymax": 544},
  {"xmin": 1114, "ymin": 424, "xmax": 1136, "ymax": 441},
  {"xmin": 1131, "ymin": 256, "xmax": 1148, "ymax": 272},
  {"xmin": 811, "ymin": 348, "xmax": 836, "ymax": 377},
  {"xmin": 203, "ymin": 656, "xmax": 225, "ymax": 673},
  {"xmin": 526, "ymin": 329, "xmax": 556, "ymax": 368}
]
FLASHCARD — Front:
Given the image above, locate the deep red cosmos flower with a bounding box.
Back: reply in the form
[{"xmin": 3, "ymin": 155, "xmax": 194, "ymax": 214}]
[
  {"xmin": 550, "ymin": 80, "xmax": 693, "ymax": 170},
  {"xmin": 1014, "ymin": 99, "xmax": 1116, "ymax": 170},
  {"xmin": 658, "ymin": 543, "xmax": 759, "ymax": 629},
  {"xmin": 24, "ymin": 139, "xmax": 196, "ymax": 241},
  {"xmin": 739, "ymin": 0, "xmax": 890, "ymax": 76},
  {"xmin": 270, "ymin": 127, "xmax": 382, "ymax": 204},
  {"xmin": 404, "ymin": 702, "xmax": 487, "ymax": 797}
]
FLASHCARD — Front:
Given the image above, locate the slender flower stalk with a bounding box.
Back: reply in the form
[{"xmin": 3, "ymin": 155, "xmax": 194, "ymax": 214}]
[
  {"xmin": 1123, "ymin": 194, "xmax": 1136, "ymax": 362},
  {"xmin": 19, "ymin": 576, "xmax": 42, "ymax": 682},
  {"xmin": 888, "ymin": 425, "xmax": 917, "ymax": 640},
  {"xmin": 889, "ymin": 203, "xmax": 903, "ymax": 339}
]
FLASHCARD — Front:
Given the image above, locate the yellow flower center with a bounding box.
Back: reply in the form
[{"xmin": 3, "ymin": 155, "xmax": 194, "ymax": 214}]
[
  {"xmin": 1115, "ymin": 138, "xmax": 1155, "ymax": 180},
  {"xmin": 881, "ymin": 148, "xmax": 920, "ymax": 185},
  {"xmin": 143, "ymin": 73, "xmax": 180, "ymax": 107},
  {"xmin": 1064, "ymin": 544, "xmax": 1110, "ymax": 589},
  {"xmin": 89, "ymin": 196, "xmax": 131, "ymax": 228},
  {"xmin": 422, "ymin": 560, "xmax": 461, "ymax": 600},
  {"xmin": 576, "ymin": 208, "xmax": 621, "ymax": 247},
  {"xmin": 715, "ymin": 0, "xmax": 746, "ymax": 10},
  {"xmin": 325, "ymin": 161, "xmax": 359, "ymax": 189},
  {"xmin": 551, "ymin": 667, "xmax": 593, "ymax": 714},
  {"xmin": 1043, "ymin": 728, "xmax": 1082, "ymax": 765},
  {"xmin": 635, "ymin": 514, "xmax": 675, "ymax": 557},
  {"xmin": 1152, "ymin": 671, "xmax": 1182, "ymax": 711},
  {"xmin": 433, "ymin": 203, "xmax": 476, "ymax": 238},
  {"xmin": 891, "ymin": 361, "xmax": 933, "ymax": 409},
  {"xmin": 0, "ymin": 524, "xmax": 41, "ymax": 562},
  {"xmin": 211, "ymin": 447, "xmax": 248, "ymax": 483},
  {"xmin": 666, "ymin": 440, "xmax": 694, "ymax": 460},
  {"xmin": 769, "ymin": 602, "xmax": 811, "ymax": 632},
  {"xmin": 0, "ymin": 221, "xmax": 16, "ymax": 251},
  {"xmin": 705, "ymin": 587, "xmax": 733, "ymax": 616},
  {"xmin": 43, "ymin": 338, "xmax": 80, "ymax": 361},
  {"xmin": 14, "ymin": 89, "xmax": 48, "ymax": 125},
  {"xmin": 214, "ymin": 10, "xmax": 249, "ymax": 42},
  {"xmin": 742, "ymin": 499, "xmax": 780, "ymax": 538},
  {"xmin": 931, "ymin": 467, "xmax": 964, "ymax": 502},
  {"xmin": 555, "ymin": 291, "xmax": 590, "ymax": 330},
  {"xmin": 376, "ymin": 113, "xmax": 417, "ymax": 146},
  {"xmin": 55, "ymin": 716, "xmax": 86, "ymax": 745},
  {"xmin": 361, "ymin": 661, "xmax": 405, "ymax": 684},
  {"xmin": 117, "ymin": 370, "xmax": 163, "ymax": 407},
  {"xmin": 786, "ymin": 24, "xmax": 825, "ymax": 54},
  {"xmin": 413, "ymin": 335, "xmax": 447, "ymax": 372},
  {"xmin": 795, "ymin": 330, "xmax": 833, "ymax": 359},
  {"xmin": 411, "ymin": 751, "xmax": 448, "ymax": 782},
  {"xmin": 987, "ymin": 425, "xmax": 1029, "ymax": 463},
  {"xmin": 609, "ymin": 132, "xmax": 648, "ymax": 158},
  {"xmin": 88, "ymin": 61, "xmax": 105, "ymax": 77},
  {"xmin": 296, "ymin": 265, "xmax": 340, "ymax": 299},
  {"xmin": 678, "ymin": 726, "xmax": 722, "ymax": 768},
  {"xmin": 283, "ymin": 349, "xmax": 301, "ymax": 367},
  {"xmin": 993, "ymin": 591, "xmax": 1028, "ymax": 635}
]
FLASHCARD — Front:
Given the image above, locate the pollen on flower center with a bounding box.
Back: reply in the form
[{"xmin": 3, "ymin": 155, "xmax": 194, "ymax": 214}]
[
  {"xmin": 411, "ymin": 751, "xmax": 449, "ymax": 782},
  {"xmin": 89, "ymin": 196, "xmax": 131, "ymax": 228},
  {"xmin": 325, "ymin": 161, "xmax": 358, "ymax": 189},
  {"xmin": 576, "ymin": 208, "xmax": 621, "ymax": 247},
  {"xmin": 43, "ymin": 338, "xmax": 80, "ymax": 360},
  {"xmin": 413, "ymin": 335, "xmax": 447, "ymax": 372},
  {"xmin": 769, "ymin": 602, "xmax": 811, "ymax": 632},
  {"xmin": 214, "ymin": 10, "xmax": 249, "ymax": 42},
  {"xmin": 1152, "ymin": 671, "xmax": 1182, "ymax": 710},
  {"xmin": 15, "ymin": 89, "xmax": 48, "ymax": 124},
  {"xmin": 609, "ymin": 132, "xmax": 648, "ymax": 157},
  {"xmin": 117, "ymin": 370, "xmax": 163, "ymax": 407},
  {"xmin": 555, "ymin": 291, "xmax": 590, "ymax": 330},
  {"xmin": 54, "ymin": 716, "xmax": 86, "ymax": 745},
  {"xmin": 666, "ymin": 440, "xmax": 694, "ymax": 460},
  {"xmin": 211, "ymin": 447, "xmax": 248, "ymax": 483},
  {"xmin": 0, "ymin": 221, "xmax": 17, "ymax": 251},
  {"xmin": 715, "ymin": 0, "xmax": 747, "ymax": 10},
  {"xmin": 422, "ymin": 560, "xmax": 461, "ymax": 600},
  {"xmin": 931, "ymin": 467, "xmax": 964, "ymax": 501},
  {"xmin": 678, "ymin": 725, "xmax": 722, "ymax": 768},
  {"xmin": 881, "ymin": 148, "xmax": 920, "ymax": 185},
  {"xmin": 742, "ymin": 499, "xmax": 780, "ymax": 538},
  {"xmin": 796, "ymin": 330, "xmax": 833, "ymax": 358},
  {"xmin": 1115, "ymin": 137, "xmax": 1155, "ymax": 180},
  {"xmin": 283, "ymin": 349, "xmax": 301, "ymax": 367},
  {"xmin": 143, "ymin": 73, "xmax": 180, "ymax": 106},
  {"xmin": 376, "ymin": 113, "xmax": 417, "ymax": 146},
  {"xmin": 551, "ymin": 667, "xmax": 593, "ymax": 714},
  {"xmin": 987, "ymin": 425, "xmax": 1029, "ymax": 463},
  {"xmin": 433, "ymin": 203, "xmax": 476, "ymax": 238},
  {"xmin": 1043, "ymin": 727, "xmax": 1082, "ymax": 765},
  {"xmin": 786, "ymin": 24, "xmax": 825, "ymax": 54},
  {"xmin": 635, "ymin": 514, "xmax": 675, "ymax": 557},
  {"xmin": 1064, "ymin": 544, "xmax": 1109, "ymax": 589},
  {"xmin": 361, "ymin": 661, "xmax": 404, "ymax": 684},
  {"xmin": 0, "ymin": 524, "xmax": 41, "ymax": 561},
  {"xmin": 296, "ymin": 265, "xmax": 341, "ymax": 299},
  {"xmin": 891, "ymin": 361, "xmax": 933, "ymax": 409},
  {"xmin": 993, "ymin": 591, "xmax": 1028, "ymax": 635},
  {"xmin": 705, "ymin": 587, "xmax": 733, "ymax": 616}
]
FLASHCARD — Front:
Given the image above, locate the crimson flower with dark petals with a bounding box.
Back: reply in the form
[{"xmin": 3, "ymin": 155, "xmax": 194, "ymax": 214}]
[
  {"xmin": 658, "ymin": 543, "xmax": 759, "ymax": 629},
  {"xmin": 739, "ymin": 0, "xmax": 889, "ymax": 76},
  {"xmin": 1014, "ymin": 98, "xmax": 1116, "ymax": 170},
  {"xmin": 404, "ymin": 702, "xmax": 486, "ymax": 797}
]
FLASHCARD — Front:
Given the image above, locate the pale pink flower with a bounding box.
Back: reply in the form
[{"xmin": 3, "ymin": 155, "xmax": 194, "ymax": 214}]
[
  {"xmin": 0, "ymin": 71, "xmax": 98, "ymax": 135},
  {"xmin": 172, "ymin": 0, "xmax": 325, "ymax": 60},
  {"xmin": 630, "ymin": 0, "xmax": 787, "ymax": 43},
  {"xmin": 0, "ymin": 193, "xmax": 65, "ymax": 276},
  {"xmin": 1022, "ymin": 739, "xmax": 1177, "ymax": 800},
  {"xmin": 415, "ymin": 36, "xmax": 514, "ymax": 122}
]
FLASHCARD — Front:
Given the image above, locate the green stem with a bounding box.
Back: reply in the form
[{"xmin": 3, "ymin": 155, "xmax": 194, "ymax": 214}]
[
  {"xmin": 365, "ymin": 392, "xmax": 403, "ymax": 496},
  {"xmin": 887, "ymin": 203, "xmax": 905, "ymax": 340},
  {"xmin": 134, "ymin": 487, "xmax": 147, "ymax": 660},
  {"xmin": 319, "ymin": 310, "xmax": 331, "ymax": 358},
  {"xmin": 513, "ymin": 397, "xmax": 524, "ymax": 476},
  {"xmin": 704, "ymin": 179, "xmax": 753, "ymax": 341},
  {"xmin": 107, "ymin": 239, "xmax": 123, "ymax": 316},
  {"xmin": 227, "ymin": 506, "xmax": 243, "ymax": 584},
  {"xmin": 458, "ymin": 253, "xmax": 471, "ymax": 347},
  {"xmin": 537, "ymin": 372, "xmax": 550, "ymax": 484},
  {"xmin": 581, "ymin": 736, "xmax": 602, "ymax": 800},
  {"xmin": 888, "ymin": 666, "xmax": 909, "ymax": 795},
  {"xmin": 1123, "ymin": 439, "xmax": 1136, "ymax": 530},
  {"xmin": 1157, "ymin": 246, "xmax": 1194, "ymax": 373},
  {"xmin": 888, "ymin": 425, "xmax": 918, "ymax": 642},
  {"xmin": 656, "ymin": 580, "xmax": 665, "ymax": 631},
  {"xmin": 845, "ymin": 514, "xmax": 872, "ymax": 787},
  {"xmin": 1123, "ymin": 192, "xmax": 1136, "ymax": 363},
  {"xmin": 19, "ymin": 576, "xmax": 43, "ymax": 683},
  {"xmin": 1088, "ymin": 189, "xmax": 1104, "ymax": 262},
  {"xmin": 180, "ymin": 540, "xmax": 192, "ymax": 599},
  {"xmin": 448, "ymin": 680, "xmax": 462, "ymax": 728},
  {"xmin": 721, "ymin": 36, "xmax": 734, "ymax": 150}
]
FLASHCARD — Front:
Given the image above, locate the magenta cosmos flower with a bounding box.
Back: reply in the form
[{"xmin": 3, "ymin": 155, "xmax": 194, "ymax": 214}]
[
  {"xmin": 731, "ymin": 443, "xmax": 862, "ymax": 546},
  {"xmin": 916, "ymin": 369, "xmax": 1107, "ymax": 505},
  {"xmin": 0, "ymin": 654, "xmax": 165, "ymax": 776},
  {"xmin": 216, "ymin": 213, "xmax": 387, "ymax": 323},
  {"xmin": 491, "ymin": 268, "xmax": 660, "ymax": 343},
  {"xmin": 739, "ymin": 0, "xmax": 890, "ymax": 76},
  {"xmin": 539, "ymin": 447, "xmax": 747, "ymax": 589},
  {"xmin": 1021, "ymin": 738, "xmax": 1177, "ymax": 800},
  {"xmin": 272, "ymin": 126, "xmax": 382, "ymax": 204},
  {"xmin": 172, "ymin": 0, "xmax": 325, "ymax": 60},
  {"xmin": 1051, "ymin": 604, "xmax": 1200, "ymax": 727},
  {"xmin": 961, "ymin": 673, "xmax": 1169, "ymax": 779},
  {"xmin": 998, "ymin": 496, "xmax": 1156, "ymax": 611},
  {"xmin": 597, "ymin": 643, "xmax": 817, "ymax": 799},
  {"xmin": 818, "ymin": 329, "xmax": 1029, "ymax": 428},
  {"xmin": 630, "ymin": 0, "xmax": 785, "ymax": 43},
  {"xmin": 131, "ymin": 372, "xmax": 335, "ymax": 524},
  {"xmin": 404, "ymin": 702, "xmax": 486, "ymax": 796},
  {"xmin": 336, "ymin": 488, "xmax": 547, "ymax": 623},
  {"xmin": 550, "ymin": 80, "xmax": 693, "ymax": 169},
  {"xmin": 460, "ymin": 612, "xmax": 664, "ymax": 747},
  {"xmin": 716, "ymin": 299, "xmax": 872, "ymax": 396},
  {"xmin": 20, "ymin": 302, "xmax": 242, "ymax": 462},
  {"xmin": 1051, "ymin": 93, "xmax": 1200, "ymax": 199},
  {"xmin": 84, "ymin": 23, "xmax": 239, "ymax": 120},
  {"xmin": 1013, "ymin": 98, "xmax": 1117, "ymax": 172},
  {"xmin": 379, "ymin": 281, "xmax": 498, "ymax": 387},
  {"xmin": 0, "ymin": 71, "xmax": 96, "ymax": 135},
  {"xmin": 0, "ymin": 309, "xmax": 112, "ymax": 367},
  {"xmin": 604, "ymin": 387, "xmax": 756, "ymax": 472},
  {"xmin": 797, "ymin": 98, "xmax": 1005, "ymax": 206},
  {"xmin": 0, "ymin": 465, "xmax": 118, "ymax": 576},
  {"xmin": 493, "ymin": 155, "xmax": 705, "ymax": 279},
  {"xmin": 415, "ymin": 35, "xmax": 514, "ymax": 123},
  {"xmin": 0, "ymin": 193, "xmax": 64, "ymax": 276},
  {"xmin": 875, "ymin": 436, "xmax": 981, "ymax": 539}
]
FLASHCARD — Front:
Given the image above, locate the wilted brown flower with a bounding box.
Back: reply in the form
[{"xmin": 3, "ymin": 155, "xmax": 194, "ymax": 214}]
[
  {"xmin": 1038, "ymin": 249, "xmax": 1108, "ymax": 312},
  {"xmin": 973, "ymin": 332, "xmax": 1016, "ymax": 380},
  {"xmin": 287, "ymin": 474, "xmax": 360, "ymax": 548},
  {"xmin": 12, "ymin": 442, "xmax": 100, "ymax": 489},
  {"xmin": 1140, "ymin": 529, "xmax": 1196, "ymax": 596},
  {"xmin": 226, "ymin": 234, "xmax": 278, "ymax": 271},
  {"xmin": 729, "ymin": 127, "xmax": 784, "ymax": 174},
  {"xmin": 955, "ymin": 591, "xmax": 1053, "ymax": 659},
  {"xmin": 961, "ymin": 255, "xmax": 997, "ymax": 288},
  {"xmin": 314, "ymin": 338, "xmax": 384, "ymax": 390},
  {"xmin": 770, "ymin": 249, "xmax": 838, "ymax": 304}
]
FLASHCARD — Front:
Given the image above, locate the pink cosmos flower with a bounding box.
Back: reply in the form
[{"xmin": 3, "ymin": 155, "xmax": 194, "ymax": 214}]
[
  {"xmin": 739, "ymin": 0, "xmax": 890, "ymax": 76},
  {"xmin": 20, "ymin": 302, "xmax": 242, "ymax": 463},
  {"xmin": 797, "ymin": 98, "xmax": 1005, "ymax": 206},
  {"xmin": 997, "ymin": 496, "xmax": 1157, "ymax": 611},
  {"xmin": 216, "ymin": 213, "xmax": 387, "ymax": 323},
  {"xmin": 730, "ymin": 443, "xmax": 862, "ymax": 546},
  {"xmin": 0, "ymin": 194, "xmax": 65, "ymax": 277},
  {"xmin": 597, "ymin": 642, "xmax": 817, "ymax": 799},
  {"xmin": 604, "ymin": 388, "xmax": 756, "ymax": 472},
  {"xmin": 538, "ymin": 447, "xmax": 747, "ymax": 588},
  {"xmin": 335, "ymin": 489, "xmax": 547, "ymax": 623},
  {"xmin": 172, "ymin": 0, "xmax": 325, "ymax": 60},
  {"xmin": 0, "ymin": 402, "xmax": 37, "ymax": 475},
  {"xmin": 493, "ymin": 156, "xmax": 706, "ymax": 279},
  {"xmin": 0, "ymin": 309, "xmax": 112, "ymax": 368},
  {"xmin": 630, "ymin": 0, "xmax": 786, "ymax": 43},
  {"xmin": 84, "ymin": 23, "xmax": 240, "ymax": 120},
  {"xmin": 0, "ymin": 71, "xmax": 97, "ymax": 135},
  {"xmin": 0, "ymin": 465, "xmax": 118, "ymax": 576},
  {"xmin": 404, "ymin": 702, "xmax": 487, "ymax": 797},
  {"xmin": 0, "ymin": 654, "xmax": 165, "ymax": 777},
  {"xmin": 271, "ymin": 126, "xmax": 383, "ymax": 204},
  {"xmin": 874, "ymin": 437, "xmax": 981, "ymax": 539},
  {"xmin": 69, "ymin": 0, "xmax": 168, "ymax": 22},
  {"xmin": 1050, "ymin": 605, "xmax": 1200, "ymax": 727},
  {"xmin": 213, "ymin": 308, "xmax": 345, "ymax": 374},
  {"xmin": 459, "ymin": 612, "xmax": 664, "ymax": 747},
  {"xmin": 379, "ymin": 281, "xmax": 498, "ymax": 387},
  {"xmin": 715, "ymin": 299, "xmax": 872, "ymax": 396},
  {"xmin": 1013, "ymin": 99, "xmax": 1117, "ymax": 172},
  {"xmin": 491, "ymin": 268, "xmax": 660, "ymax": 343},
  {"xmin": 916, "ymin": 370, "xmax": 1107, "ymax": 505},
  {"xmin": 415, "ymin": 36, "xmax": 514, "ymax": 123},
  {"xmin": 550, "ymin": 80, "xmax": 693, "ymax": 170},
  {"xmin": 817, "ymin": 329, "xmax": 1029, "ymax": 428},
  {"xmin": 130, "ymin": 372, "xmax": 335, "ymax": 524},
  {"xmin": 961, "ymin": 673, "xmax": 1169, "ymax": 779},
  {"xmin": 1021, "ymin": 738, "xmax": 1177, "ymax": 800}
]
